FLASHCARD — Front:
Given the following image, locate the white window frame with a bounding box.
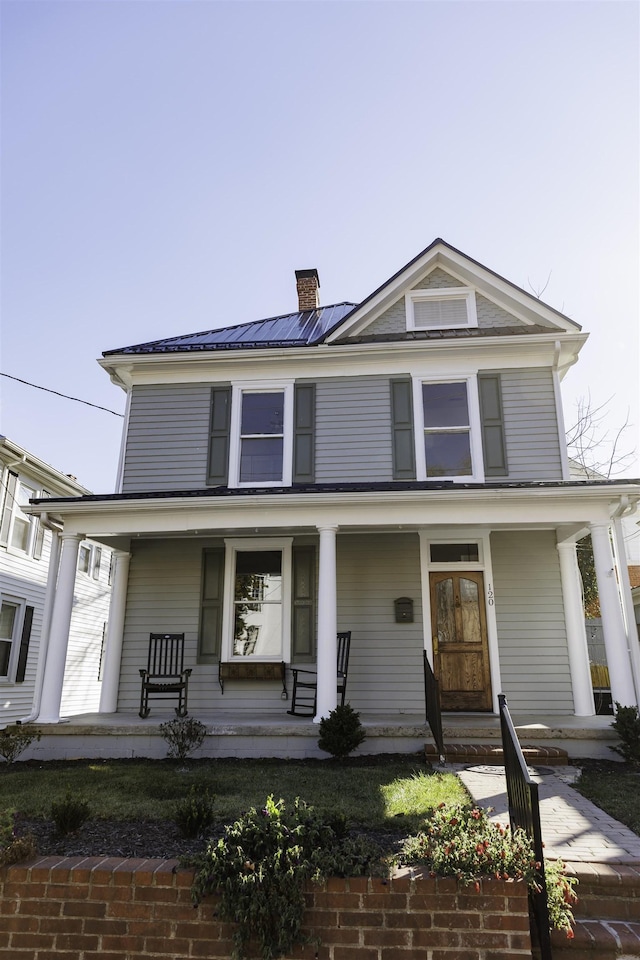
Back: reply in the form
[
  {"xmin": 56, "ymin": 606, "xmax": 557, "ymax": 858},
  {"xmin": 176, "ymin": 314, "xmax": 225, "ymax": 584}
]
[
  {"xmin": 4, "ymin": 478, "xmax": 38, "ymax": 557},
  {"xmin": 228, "ymin": 381, "xmax": 294, "ymax": 488},
  {"xmin": 412, "ymin": 375, "xmax": 485, "ymax": 482},
  {"xmin": 405, "ymin": 287, "xmax": 478, "ymax": 331},
  {"xmin": 77, "ymin": 542, "xmax": 102, "ymax": 578},
  {"xmin": 0, "ymin": 594, "xmax": 26, "ymax": 682},
  {"xmin": 221, "ymin": 538, "xmax": 293, "ymax": 662}
]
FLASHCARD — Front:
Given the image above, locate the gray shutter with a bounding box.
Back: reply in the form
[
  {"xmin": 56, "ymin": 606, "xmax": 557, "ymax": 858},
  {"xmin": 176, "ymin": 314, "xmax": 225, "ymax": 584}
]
[
  {"xmin": 293, "ymin": 384, "xmax": 315, "ymax": 483},
  {"xmin": 0, "ymin": 471, "xmax": 18, "ymax": 546},
  {"xmin": 291, "ymin": 545, "xmax": 316, "ymax": 662},
  {"xmin": 199, "ymin": 548, "xmax": 224, "ymax": 662},
  {"xmin": 206, "ymin": 386, "xmax": 231, "ymax": 486},
  {"xmin": 15, "ymin": 606, "xmax": 34, "ymax": 683},
  {"xmin": 478, "ymin": 374, "xmax": 508, "ymax": 476},
  {"xmin": 390, "ymin": 379, "xmax": 416, "ymax": 480}
]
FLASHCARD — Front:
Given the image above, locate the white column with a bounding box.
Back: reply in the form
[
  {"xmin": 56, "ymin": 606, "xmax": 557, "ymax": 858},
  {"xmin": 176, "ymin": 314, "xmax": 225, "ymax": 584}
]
[
  {"xmin": 591, "ymin": 522, "xmax": 637, "ymax": 707},
  {"xmin": 315, "ymin": 525, "xmax": 338, "ymax": 722},
  {"xmin": 38, "ymin": 533, "xmax": 83, "ymax": 723},
  {"xmin": 612, "ymin": 517, "xmax": 640, "ymax": 704},
  {"xmin": 557, "ymin": 541, "xmax": 595, "ymax": 716},
  {"xmin": 99, "ymin": 550, "xmax": 131, "ymax": 714}
]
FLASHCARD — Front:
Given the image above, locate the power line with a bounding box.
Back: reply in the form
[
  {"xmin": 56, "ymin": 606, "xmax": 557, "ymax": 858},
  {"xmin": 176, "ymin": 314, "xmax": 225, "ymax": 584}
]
[{"xmin": 0, "ymin": 372, "xmax": 124, "ymax": 417}]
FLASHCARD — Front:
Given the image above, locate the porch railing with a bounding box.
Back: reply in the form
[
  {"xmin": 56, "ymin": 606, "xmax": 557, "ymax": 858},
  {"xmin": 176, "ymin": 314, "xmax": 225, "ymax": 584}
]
[
  {"xmin": 423, "ymin": 651, "xmax": 445, "ymax": 763},
  {"xmin": 498, "ymin": 693, "xmax": 552, "ymax": 960}
]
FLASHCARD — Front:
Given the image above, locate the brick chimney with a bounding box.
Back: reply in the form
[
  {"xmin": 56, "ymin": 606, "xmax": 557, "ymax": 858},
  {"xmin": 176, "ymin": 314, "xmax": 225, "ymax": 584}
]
[{"xmin": 295, "ymin": 269, "xmax": 320, "ymax": 312}]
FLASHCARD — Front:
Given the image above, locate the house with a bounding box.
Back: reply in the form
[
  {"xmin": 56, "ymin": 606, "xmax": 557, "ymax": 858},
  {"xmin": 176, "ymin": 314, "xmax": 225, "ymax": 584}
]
[
  {"xmin": 26, "ymin": 240, "xmax": 640, "ymax": 748},
  {"xmin": 0, "ymin": 437, "xmax": 112, "ymax": 726}
]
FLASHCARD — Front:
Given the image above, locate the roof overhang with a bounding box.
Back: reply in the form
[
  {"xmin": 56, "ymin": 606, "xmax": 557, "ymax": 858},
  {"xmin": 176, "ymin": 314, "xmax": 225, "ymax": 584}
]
[{"xmin": 26, "ymin": 482, "xmax": 640, "ymax": 543}]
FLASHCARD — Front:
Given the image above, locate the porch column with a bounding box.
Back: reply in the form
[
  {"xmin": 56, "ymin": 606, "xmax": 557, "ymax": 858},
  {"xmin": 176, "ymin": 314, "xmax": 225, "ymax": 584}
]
[
  {"xmin": 612, "ymin": 516, "xmax": 640, "ymax": 703},
  {"xmin": 99, "ymin": 550, "xmax": 131, "ymax": 714},
  {"xmin": 557, "ymin": 541, "xmax": 595, "ymax": 716},
  {"xmin": 38, "ymin": 533, "xmax": 83, "ymax": 723},
  {"xmin": 590, "ymin": 521, "xmax": 637, "ymax": 707},
  {"xmin": 315, "ymin": 524, "xmax": 338, "ymax": 722}
]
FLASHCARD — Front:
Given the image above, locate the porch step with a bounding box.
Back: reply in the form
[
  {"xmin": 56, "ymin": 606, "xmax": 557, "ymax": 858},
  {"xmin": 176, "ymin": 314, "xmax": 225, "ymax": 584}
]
[
  {"xmin": 540, "ymin": 864, "xmax": 640, "ymax": 959},
  {"xmin": 424, "ymin": 742, "xmax": 569, "ymax": 765},
  {"xmin": 546, "ymin": 920, "xmax": 640, "ymax": 959}
]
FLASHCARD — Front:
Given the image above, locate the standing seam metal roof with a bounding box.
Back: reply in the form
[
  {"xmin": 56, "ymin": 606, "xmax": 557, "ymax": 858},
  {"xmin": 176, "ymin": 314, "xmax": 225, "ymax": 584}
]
[{"xmin": 103, "ymin": 303, "xmax": 358, "ymax": 356}]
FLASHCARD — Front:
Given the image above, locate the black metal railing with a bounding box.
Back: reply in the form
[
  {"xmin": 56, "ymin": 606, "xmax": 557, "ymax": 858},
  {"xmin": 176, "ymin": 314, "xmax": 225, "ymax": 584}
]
[
  {"xmin": 498, "ymin": 693, "xmax": 552, "ymax": 960},
  {"xmin": 423, "ymin": 651, "xmax": 445, "ymax": 763}
]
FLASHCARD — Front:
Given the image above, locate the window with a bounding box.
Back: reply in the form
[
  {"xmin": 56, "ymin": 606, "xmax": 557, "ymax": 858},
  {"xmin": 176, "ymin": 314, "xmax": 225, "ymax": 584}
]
[
  {"xmin": 78, "ymin": 545, "xmax": 91, "ymax": 574},
  {"xmin": 413, "ymin": 377, "xmax": 483, "ymax": 481},
  {"xmin": 228, "ymin": 384, "xmax": 294, "ymax": 487},
  {"xmin": 221, "ymin": 539, "xmax": 292, "ymax": 661},
  {"xmin": 0, "ymin": 601, "xmax": 19, "ymax": 677},
  {"xmin": 77, "ymin": 542, "xmax": 102, "ymax": 578},
  {"xmin": 430, "ymin": 543, "xmax": 480, "ymax": 563},
  {"xmin": 406, "ymin": 287, "xmax": 477, "ymax": 331},
  {"xmin": 0, "ymin": 473, "xmax": 38, "ymax": 555}
]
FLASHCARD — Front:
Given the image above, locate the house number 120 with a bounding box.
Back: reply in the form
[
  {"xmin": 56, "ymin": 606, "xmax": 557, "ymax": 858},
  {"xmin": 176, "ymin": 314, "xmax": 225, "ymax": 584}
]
[{"xmin": 487, "ymin": 584, "xmax": 494, "ymax": 606}]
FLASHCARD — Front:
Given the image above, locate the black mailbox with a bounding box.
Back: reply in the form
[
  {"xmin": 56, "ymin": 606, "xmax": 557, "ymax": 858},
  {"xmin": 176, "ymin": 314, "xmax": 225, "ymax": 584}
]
[{"xmin": 394, "ymin": 597, "xmax": 413, "ymax": 623}]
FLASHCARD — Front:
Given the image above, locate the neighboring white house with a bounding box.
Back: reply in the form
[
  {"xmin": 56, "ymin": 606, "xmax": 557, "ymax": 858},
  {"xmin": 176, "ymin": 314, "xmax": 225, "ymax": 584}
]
[
  {"xmin": 26, "ymin": 239, "xmax": 640, "ymax": 730},
  {"xmin": 0, "ymin": 436, "xmax": 112, "ymax": 726}
]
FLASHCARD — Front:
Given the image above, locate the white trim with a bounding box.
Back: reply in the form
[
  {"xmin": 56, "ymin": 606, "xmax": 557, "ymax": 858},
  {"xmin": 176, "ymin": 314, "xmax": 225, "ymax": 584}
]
[
  {"xmin": 221, "ymin": 537, "xmax": 293, "ymax": 662},
  {"xmin": 228, "ymin": 381, "xmax": 294, "ymax": 488},
  {"xmin": 418, "ymin": 530, "xmax": 501, "ymax": 713},
  {"xmin": 115, "ymin": 389, "xmax": 132, "ymax": 494},
  {"xmin": 412, "ymin": 374, "xmax": 485, "ymax": 483},
  {"xmin": 406, "ymin": 287, "xmax": 478, "ymax": 331}
]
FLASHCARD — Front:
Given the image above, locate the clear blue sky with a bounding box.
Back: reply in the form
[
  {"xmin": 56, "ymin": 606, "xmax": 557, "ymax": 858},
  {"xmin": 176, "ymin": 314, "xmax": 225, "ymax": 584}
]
[{"xmin": 1, "ymin": 0, "xmax": 638, "ymax": 493}]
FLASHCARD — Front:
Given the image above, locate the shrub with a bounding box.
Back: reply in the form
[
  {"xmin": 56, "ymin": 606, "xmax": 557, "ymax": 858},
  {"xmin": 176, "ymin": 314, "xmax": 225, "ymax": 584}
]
[
  {"xmin": 401, "ymin": 802, "xmax": 577, "ymax": 937},
  {"xmin": 318, "ymin": 703, "xmax": 366, "ymax": 758},
  {"xmin": 0, "ymin": 725, "xmax": 41, "ymax": 765},
  {"xmin": 160, "ymin": 716, "xmax": 207, "ymax": 762},
  {"xmin": 189, "ymin": 795, "xmax": 382, "ymax": 959},
  {"xmin": 611, "ymin": 703, "xmax": 640, "ymax": 762},
  {"xmin": 173, "ymin": 786, "xmax": 215, "ymax": 838},
  {"xmin": 51, "ymin": 793, "xmax": 91, "ymax": 835},
  {"xmin": 0, "ymin": 807, "xmax": 36, "ymax": 866}
]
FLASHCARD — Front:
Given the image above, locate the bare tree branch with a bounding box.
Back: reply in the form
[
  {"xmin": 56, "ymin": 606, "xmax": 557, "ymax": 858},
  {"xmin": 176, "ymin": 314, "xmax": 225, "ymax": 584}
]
[{"xmin": 566, "ymin": 393, "xmax": 636, "ymax": 478}]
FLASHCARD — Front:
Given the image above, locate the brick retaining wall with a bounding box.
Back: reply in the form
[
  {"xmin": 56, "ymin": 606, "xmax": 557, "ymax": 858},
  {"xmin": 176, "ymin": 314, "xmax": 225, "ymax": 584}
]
[{"xmin": 0, "ymin": 856, "xmax": 533, "ymax": 959}]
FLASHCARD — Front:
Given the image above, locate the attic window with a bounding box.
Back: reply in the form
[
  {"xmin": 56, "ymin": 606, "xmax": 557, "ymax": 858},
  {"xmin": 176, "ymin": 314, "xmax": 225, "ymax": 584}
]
[{"xmin": 406, "ymin": 288, "xmax": 477, "ymax": 331}]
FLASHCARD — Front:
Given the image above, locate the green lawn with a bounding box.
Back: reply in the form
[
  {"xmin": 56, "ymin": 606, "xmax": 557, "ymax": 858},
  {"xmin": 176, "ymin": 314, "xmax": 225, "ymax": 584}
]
[
  {"xmin": 573, "ymin": 762, "xmax": 640, "ymax": 837},
  {"xmin": 0, "ymin": 755, "xmax": 468, "ymax": 834}
]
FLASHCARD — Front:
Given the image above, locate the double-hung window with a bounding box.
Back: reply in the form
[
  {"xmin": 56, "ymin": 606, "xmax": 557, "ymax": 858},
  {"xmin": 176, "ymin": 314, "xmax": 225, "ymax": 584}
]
[
  {"xmin": 229, "ymin": 384, "xmax": 294, "ymax": 487},
  {"xmin": 413, "ymin": 377, "xmax": 484, "ymax": 481},
  {"xmin": 0, "ymin": 597, "xmax": 22, "ymax": 679},
  {"xmin": 221, "ymin": 538, "xmax": 293, "ymax": 661}
]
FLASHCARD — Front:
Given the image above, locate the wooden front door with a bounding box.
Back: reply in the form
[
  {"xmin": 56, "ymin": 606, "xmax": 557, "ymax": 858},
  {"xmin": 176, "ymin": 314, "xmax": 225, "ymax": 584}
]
[{"xmin": 430, "ymin": 571, "xmax": 492, "ymax": 711}]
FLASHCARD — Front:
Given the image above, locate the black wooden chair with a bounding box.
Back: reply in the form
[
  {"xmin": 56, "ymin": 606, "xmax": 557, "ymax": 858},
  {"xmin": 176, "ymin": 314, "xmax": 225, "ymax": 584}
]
[
  {"xmin": 139, "ymin": 633, "xmax": 192, "ymax": 718},
  {"xmin": 287, "ymin": 631, "xmax": 351, "ymax": 718}
]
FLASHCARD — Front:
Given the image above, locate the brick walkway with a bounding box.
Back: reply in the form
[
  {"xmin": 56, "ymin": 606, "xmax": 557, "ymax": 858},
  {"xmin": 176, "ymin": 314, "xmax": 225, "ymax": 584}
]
[{"xmin": 456, "ymin": 764, "xmax": 640, "ymax": 864}]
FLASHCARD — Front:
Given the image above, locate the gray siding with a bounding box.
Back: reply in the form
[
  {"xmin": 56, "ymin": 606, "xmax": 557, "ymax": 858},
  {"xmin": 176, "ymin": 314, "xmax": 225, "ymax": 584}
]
[
  {"xmin": 501, "ymin": 368, "xmax": 563, "ymax": 480},
  {"xmin": 118, "ymin": 533, "xmax": 425, "ymax": 716},
  {"xmin": 315, "ymin": 377, "xmax": 394, "ymax": 482},
  {"xmin": 337, "ymin": 533, "xmax": 424, "ymax": 713},
  {"xmin": 122, "ymin": 383, "xmax": 211, "ymax": 492},
  {"xmin": 491, "ymin": 530, "xmax": 573, "ymax": 714}
]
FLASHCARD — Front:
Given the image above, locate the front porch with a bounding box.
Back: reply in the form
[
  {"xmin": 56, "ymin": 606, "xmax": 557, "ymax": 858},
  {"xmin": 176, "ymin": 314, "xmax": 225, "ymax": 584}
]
[{"xmin": 25, "ymin": 709, "xmax": 619, "ymax": 762}]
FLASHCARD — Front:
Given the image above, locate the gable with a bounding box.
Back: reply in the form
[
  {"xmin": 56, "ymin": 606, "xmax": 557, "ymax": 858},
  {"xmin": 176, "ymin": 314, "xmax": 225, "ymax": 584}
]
[{"xmin": 325, "ymin": 240, "xmax": 580, "ymax": 343}]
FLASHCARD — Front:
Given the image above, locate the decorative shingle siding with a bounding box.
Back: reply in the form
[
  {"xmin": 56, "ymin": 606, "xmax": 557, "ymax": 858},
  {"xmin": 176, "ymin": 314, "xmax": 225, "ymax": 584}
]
[
  {"xmin": 500, "ymin": 368, "xmax": 564, "ymax": 480},
  {"xmin": 414, "ymin": 267, "xmax": 465, "ymax": 289},
  {"xmin": 361, "ymin": 297, "xmax": 407, "ymax": 337},
  {"xmin": 122, "ymin": 383, "xmax": 211, "ymax": 493},
  {"xmin": 491, "ymin": 530, "xmax": 573, "ymax": 714},
  {"xmin": 315, "ymin": 376, "xmax": 394, "ymax": 482}
]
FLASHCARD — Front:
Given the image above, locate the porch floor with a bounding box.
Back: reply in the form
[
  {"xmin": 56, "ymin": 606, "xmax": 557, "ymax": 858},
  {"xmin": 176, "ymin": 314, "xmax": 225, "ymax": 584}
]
[{"xmin": 27, "ymin": 710, "xmax": 619, "ymax": 761}]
